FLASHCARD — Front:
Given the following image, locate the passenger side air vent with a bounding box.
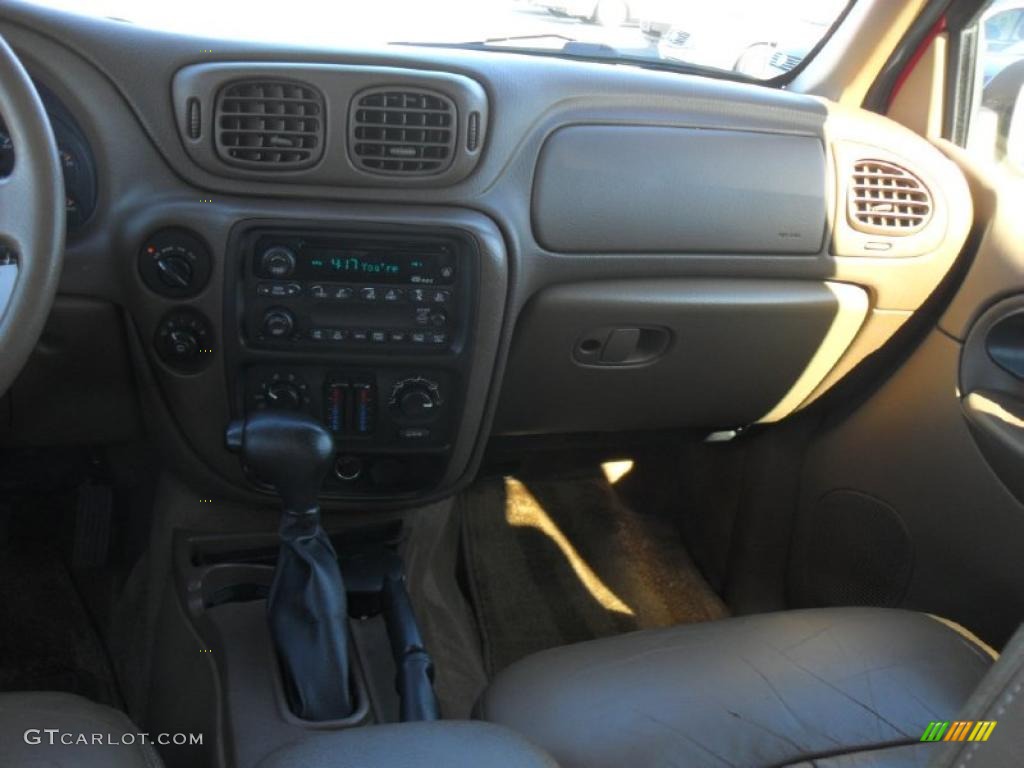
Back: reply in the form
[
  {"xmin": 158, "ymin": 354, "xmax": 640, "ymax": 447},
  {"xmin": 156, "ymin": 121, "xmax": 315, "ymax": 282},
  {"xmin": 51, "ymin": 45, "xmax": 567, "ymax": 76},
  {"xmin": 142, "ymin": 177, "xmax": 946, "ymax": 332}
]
[
  {"xmin": 847, "ymin": 160, "xmax": 932, "ymax": 236},
  {"xmin": 349, "ymin": 88, "xmax": 456, "ymax": 175},
  {"xmin": 215, "ymin": 80, "xmax": 325, "ymax": 169}
]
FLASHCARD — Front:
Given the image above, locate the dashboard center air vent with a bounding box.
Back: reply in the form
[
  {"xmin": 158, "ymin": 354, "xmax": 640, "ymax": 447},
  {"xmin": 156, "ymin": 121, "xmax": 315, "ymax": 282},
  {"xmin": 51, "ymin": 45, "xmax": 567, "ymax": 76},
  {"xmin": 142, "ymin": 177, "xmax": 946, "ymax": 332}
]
[
  {"xmin": 848, "ymin": 160, "xmax": 932, "ymax": 236},
  {"xmin": 350, "ymin": 88, "xmax": 456, "ymax": 175},
  {"xmin": 215, "ymin": 80, "xmax": 325, "ymax": 169}
]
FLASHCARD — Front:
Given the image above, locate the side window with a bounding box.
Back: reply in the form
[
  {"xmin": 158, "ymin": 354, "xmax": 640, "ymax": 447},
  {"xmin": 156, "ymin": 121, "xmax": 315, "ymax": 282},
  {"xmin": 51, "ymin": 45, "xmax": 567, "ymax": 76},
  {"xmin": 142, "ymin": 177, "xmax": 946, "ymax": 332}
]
[{"xmin": 966, "ymin": 2, "xmax": 1024, "ymax": 171}]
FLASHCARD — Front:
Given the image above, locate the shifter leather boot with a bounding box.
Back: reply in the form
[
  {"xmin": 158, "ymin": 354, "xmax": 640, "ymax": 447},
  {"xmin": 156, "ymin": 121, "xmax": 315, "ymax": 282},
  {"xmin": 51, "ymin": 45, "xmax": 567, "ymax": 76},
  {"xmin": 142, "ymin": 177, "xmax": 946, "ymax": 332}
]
[{"xmin": 268, "ymin": 509, "xmax": 354, "ymax": 720}]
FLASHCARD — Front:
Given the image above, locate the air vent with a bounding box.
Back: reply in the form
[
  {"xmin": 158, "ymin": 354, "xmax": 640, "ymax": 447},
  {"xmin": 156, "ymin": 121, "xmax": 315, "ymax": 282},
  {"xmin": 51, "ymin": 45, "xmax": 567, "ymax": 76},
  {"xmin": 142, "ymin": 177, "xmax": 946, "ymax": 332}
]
[
  {"xmin": 350, "ymin": 88, "xmax": 456, "ymax": 175},
  {"xmin": 215, "ymin": 80, "xmax": 325, "ymax": 169},
  {"xmin": 770, "ymin": 50, "xmax": 801, "ymax": 73},
  {"xmin": 848, "ymin": 160, "xmax": 933, "ymax": 236}
]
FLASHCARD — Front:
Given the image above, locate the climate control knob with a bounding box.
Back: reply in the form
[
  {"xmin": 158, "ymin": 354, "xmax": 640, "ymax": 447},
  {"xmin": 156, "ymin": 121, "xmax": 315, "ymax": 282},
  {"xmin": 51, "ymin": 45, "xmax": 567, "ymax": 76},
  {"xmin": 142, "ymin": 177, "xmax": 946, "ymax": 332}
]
[
  {"xmin": 262, "ymin": 308, "xmax": 295, "ymax": 339},
  {"xmin": 390, "ymin": 377, "xmax": 442, "ymax": 420}
]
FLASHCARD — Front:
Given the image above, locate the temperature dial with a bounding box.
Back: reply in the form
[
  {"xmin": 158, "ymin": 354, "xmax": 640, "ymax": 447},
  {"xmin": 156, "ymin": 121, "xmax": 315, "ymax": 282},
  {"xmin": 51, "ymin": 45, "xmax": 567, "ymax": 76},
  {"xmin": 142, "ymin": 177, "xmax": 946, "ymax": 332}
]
[{"xmin": 389, "ymin": 377, "xmax": 443, "ymax": 420}]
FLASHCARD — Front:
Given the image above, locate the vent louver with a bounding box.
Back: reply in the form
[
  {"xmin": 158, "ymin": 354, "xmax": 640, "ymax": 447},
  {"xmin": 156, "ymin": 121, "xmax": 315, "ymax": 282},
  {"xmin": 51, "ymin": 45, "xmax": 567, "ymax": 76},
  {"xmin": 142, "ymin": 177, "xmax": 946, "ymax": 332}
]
[
  {"xmin": 350, "ymin": 88, "xmax": 456, "ymax": 175},
  {"xmin": 848, "ymin": 160, "xmax": 932, "ymax": 236},
  {"xmin": 215, "ymin": 80, "xmax": 325, "ymax": 169},
  {"xmin": 770, "ymin": 50, "xmax": 801, "ymax": 73}
]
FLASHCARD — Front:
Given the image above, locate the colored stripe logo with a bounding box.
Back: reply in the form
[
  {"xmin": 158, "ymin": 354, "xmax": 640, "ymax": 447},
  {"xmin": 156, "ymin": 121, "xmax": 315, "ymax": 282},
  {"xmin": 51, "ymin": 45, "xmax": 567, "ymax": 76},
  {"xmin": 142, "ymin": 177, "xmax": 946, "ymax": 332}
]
[{"xmin": 921, "ymin": 721, "xmax": 997, "ymax": 742}]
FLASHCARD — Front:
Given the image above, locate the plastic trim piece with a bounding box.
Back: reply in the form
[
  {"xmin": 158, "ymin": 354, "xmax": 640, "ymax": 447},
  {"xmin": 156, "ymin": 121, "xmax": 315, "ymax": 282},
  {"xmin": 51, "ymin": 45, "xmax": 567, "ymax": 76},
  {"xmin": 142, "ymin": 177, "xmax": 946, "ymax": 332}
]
[{"xmin": 757, "ymin": 281, "xmax": 869, "ymax": 422}]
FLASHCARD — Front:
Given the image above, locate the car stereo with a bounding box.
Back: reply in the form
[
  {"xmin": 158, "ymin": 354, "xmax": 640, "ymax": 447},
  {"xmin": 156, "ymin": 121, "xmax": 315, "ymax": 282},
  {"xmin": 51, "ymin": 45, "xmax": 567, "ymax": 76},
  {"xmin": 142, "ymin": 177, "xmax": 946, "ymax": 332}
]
[{"xmin": 240, "ymin": 230, "xmax": 464, "ymax": 352}]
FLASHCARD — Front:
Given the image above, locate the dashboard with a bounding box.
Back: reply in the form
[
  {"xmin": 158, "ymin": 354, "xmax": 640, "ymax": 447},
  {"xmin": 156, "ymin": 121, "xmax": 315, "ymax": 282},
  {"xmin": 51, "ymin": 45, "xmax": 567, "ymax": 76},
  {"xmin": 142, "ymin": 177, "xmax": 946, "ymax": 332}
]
[{"xmin": 0, "ymin": 1, "xmax": 973, "ymax": 508}]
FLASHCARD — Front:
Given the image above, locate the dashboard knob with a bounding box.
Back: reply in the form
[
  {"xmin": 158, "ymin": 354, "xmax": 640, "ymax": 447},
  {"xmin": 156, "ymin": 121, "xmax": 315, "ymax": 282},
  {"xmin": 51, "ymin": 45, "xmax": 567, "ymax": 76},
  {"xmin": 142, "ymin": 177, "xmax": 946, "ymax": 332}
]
[
  {"xmin": 262, "ymin": 308, "xmax": 295, "ymax": 339},
  {"xmin": 260, "ymin": 246, "xmax": 297, "ymax": 278},
  {"xmin": 166, "ymin": 329, "xmax": 198, "ymax": 360},
  {"xmin": 400, "ymin": 389, "xmax": 434, "ymax": 418},
  {"xmin": 391, "ymin": 378, "xmax": 442, "ymax": 420},
  {"xmin": 264, "ymin": 380, "xmax": 302, "ymax": 410},
  {"xmin": 156, "ymin": 254, "xmax": 194, "ymax": 289}
]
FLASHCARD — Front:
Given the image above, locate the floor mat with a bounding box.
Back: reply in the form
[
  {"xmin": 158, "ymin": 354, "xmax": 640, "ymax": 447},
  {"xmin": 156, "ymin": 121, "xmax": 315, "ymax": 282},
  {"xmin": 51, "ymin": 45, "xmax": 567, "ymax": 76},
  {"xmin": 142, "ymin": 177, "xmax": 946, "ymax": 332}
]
[
  {"xmin": 461, "ymin": 473, "xmax": 729, "ymax": 676},
  {"xmin": 0, "ymin": 542, "xmax": 121, "ymax": 706}
]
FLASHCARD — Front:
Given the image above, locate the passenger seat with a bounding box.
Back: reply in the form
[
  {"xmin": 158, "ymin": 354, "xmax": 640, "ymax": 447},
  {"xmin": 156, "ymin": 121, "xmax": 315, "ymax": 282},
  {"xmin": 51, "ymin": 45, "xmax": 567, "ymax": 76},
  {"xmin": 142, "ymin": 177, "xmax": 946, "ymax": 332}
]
[
  {"xmin": 478, "ymin": 608, "xmax": 996, "ymax": 768},
  {"xmin": 0, "ymin": 691, "xmax": 162, "ymax": 767}
]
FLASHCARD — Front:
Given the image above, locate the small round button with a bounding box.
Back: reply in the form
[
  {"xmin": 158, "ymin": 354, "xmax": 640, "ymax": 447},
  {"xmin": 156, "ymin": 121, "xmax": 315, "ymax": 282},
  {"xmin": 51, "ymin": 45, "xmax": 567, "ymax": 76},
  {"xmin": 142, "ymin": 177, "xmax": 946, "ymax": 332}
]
[
  {"xmin": 335, "ymin": 455, "xmax": 363, "ymax": 482},
  {"xmin": 259, "ymin": 246, "xmax": 297, "ymax": 279},
  {"xmin": 262, "ymin": 308, "xmax": 295, "ymax": 339}
]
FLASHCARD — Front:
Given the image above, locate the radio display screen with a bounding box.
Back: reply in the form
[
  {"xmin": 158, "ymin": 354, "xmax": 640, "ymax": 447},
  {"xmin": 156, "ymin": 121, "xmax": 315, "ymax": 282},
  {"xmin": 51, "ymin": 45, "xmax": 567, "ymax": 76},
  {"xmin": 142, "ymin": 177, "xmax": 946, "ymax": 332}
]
[
  {"xmin": 255, "ymin": 236, "xmax": 456, "ymax": 286},
  {"xmin": 305, "ymin": 249, "xmax": 410, "ymax": 281}
]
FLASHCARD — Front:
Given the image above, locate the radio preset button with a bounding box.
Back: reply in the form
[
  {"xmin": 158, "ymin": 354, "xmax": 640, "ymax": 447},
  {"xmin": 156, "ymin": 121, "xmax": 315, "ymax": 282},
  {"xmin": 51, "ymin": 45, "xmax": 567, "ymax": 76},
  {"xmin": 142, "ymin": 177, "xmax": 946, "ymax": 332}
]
[
  {"xmin": 370, "ymin": 330, "xmax": 387, "ymax": 343},
  {"xmin": 410, "ymin": 332, "xmax": 427, "ymax": 344},
  {"xmin": 309, "ymin": 328, "xmax": 326, "ymax": 341},
  {"xmin": 389, "ymin": 330, "xmax": 407, "ymax": 343},
  {"xmin": 432, "ymin": 290, "xmax": 451, "ymax": 304},
  {"xmin": 351, "ymin": 330, "xmax": 369, "ymax": 342},
  {"xmin": 330, "ymin": 329, "xmax": 348, "ymax": 342},
  {"xmin": 310, "ymin": 284, "xmax": 328, "ymax": 299},
  {"xmin": 383, "ymin": 288, "xmax": 404, "ymax": 302},
  {"xmin": 408, "ymin": 288, "xmax": 427, "ymax": 303},
  {"xmin": 334, "ymin": 286, "xmax": 353, "ymax": 300},
  {"xmin": 360, "ymin": 287, "xmax": 378, "ymax": 301},
  {"xmin": 429, "ymin": 332, "xmax": 448, "ymax": 345}
]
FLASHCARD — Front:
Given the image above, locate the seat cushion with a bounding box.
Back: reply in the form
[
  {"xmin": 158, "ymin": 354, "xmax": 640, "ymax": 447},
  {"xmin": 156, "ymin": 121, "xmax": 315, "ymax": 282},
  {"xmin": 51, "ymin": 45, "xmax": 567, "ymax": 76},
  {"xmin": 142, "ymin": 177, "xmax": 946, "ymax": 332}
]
[
  {"xmin": 0, "ymin": 691, "xmax": 162, "ymax": 767},
  {"xmin": 255, "ymin": 721, "xmax": 557, "ymax": 768},
  {"xmin": 478, "ymin": 608, "xmax": 994, "ymax": 768}
]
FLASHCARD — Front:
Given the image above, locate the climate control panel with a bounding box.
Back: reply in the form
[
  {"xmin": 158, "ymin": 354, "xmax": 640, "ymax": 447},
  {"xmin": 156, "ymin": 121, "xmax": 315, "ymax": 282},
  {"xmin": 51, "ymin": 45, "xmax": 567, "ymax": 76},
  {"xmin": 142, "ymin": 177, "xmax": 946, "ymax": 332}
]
[{"xmin": 241, "ymin": 364, "xmax": 456, "ymax": 494}]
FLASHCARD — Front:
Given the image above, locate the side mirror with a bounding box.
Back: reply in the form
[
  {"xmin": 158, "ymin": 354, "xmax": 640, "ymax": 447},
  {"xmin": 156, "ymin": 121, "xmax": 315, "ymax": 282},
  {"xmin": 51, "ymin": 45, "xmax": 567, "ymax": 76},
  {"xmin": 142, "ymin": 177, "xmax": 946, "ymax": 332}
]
[{"xmin": 982, "ymin": 58, "xmax": 1024, "ymax": 169}]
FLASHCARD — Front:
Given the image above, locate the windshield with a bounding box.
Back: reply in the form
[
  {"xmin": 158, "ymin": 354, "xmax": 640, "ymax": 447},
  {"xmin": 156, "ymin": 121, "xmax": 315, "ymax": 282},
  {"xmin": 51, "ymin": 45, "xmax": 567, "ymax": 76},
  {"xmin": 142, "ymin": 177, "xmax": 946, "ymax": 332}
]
[{"xmin": 26, "ymin": 0, "xmax": 851, "ymax": 80}]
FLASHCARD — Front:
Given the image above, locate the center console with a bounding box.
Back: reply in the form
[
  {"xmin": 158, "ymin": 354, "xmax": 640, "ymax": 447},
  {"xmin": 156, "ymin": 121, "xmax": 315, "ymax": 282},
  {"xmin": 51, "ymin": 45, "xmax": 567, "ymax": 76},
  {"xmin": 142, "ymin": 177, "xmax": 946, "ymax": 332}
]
[{"xmin": 224, "ymin": 222, "xmax": 479, "ymax": 499}]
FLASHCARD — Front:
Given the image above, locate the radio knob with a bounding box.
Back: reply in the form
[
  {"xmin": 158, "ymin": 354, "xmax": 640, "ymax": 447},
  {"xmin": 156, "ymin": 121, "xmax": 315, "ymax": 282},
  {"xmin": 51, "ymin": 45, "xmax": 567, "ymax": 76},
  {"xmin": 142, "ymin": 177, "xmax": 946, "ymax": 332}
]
[
  {"xmin": 259, "ymin": 246, "xmax": 297, "ymax": 278},
  {"xmin": 262, "ymin": 308, "xmax": 295, "ymax": 339}
]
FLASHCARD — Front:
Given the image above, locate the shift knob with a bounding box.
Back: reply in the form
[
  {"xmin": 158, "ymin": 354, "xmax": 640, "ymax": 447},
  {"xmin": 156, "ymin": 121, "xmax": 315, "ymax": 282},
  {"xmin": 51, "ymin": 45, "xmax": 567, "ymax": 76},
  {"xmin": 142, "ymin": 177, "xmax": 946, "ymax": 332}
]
[{"xmin": 226, "ymin": 411, "xmax": 334, "ymax": 514}]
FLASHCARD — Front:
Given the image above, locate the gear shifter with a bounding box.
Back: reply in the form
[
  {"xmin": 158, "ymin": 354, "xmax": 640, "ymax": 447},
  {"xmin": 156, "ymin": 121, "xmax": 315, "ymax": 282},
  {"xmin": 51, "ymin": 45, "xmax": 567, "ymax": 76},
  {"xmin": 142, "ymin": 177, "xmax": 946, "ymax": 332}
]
[{"xmin": 225, "ymin": 411, "xmax": 354, "ymax": 720}]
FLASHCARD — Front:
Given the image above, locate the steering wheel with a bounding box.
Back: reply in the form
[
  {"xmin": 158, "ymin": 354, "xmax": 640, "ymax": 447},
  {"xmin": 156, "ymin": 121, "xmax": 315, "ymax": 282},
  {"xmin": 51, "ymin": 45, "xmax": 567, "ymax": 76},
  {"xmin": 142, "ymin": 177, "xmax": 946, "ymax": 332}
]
[{"xmin": 0, "ymin": 33, "xmax": 65, "ymax": 396}]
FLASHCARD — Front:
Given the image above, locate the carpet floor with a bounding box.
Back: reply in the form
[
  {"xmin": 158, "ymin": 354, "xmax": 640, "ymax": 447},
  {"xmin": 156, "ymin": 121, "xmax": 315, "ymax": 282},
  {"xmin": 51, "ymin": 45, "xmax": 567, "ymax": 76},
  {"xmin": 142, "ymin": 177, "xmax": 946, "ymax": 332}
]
[
  {"xmin": 0, "ymin": 541, "xmax": 120, "ymax": 706},
  {"xmin": 461, "ymin": 471, "xmax": 728, "ymax": 676}
]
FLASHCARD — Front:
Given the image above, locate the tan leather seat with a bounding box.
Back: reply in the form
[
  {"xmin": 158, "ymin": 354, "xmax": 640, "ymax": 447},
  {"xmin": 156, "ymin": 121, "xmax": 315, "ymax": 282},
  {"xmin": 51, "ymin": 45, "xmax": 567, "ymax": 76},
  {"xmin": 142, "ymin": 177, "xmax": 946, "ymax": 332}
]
[
  {"xmin": 0, "ymin": 691, "xmax": 162, "ymax": 767},
  {"xmin": 479, "ymin": 608, "xmax": 995, "ymax": 768}
]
